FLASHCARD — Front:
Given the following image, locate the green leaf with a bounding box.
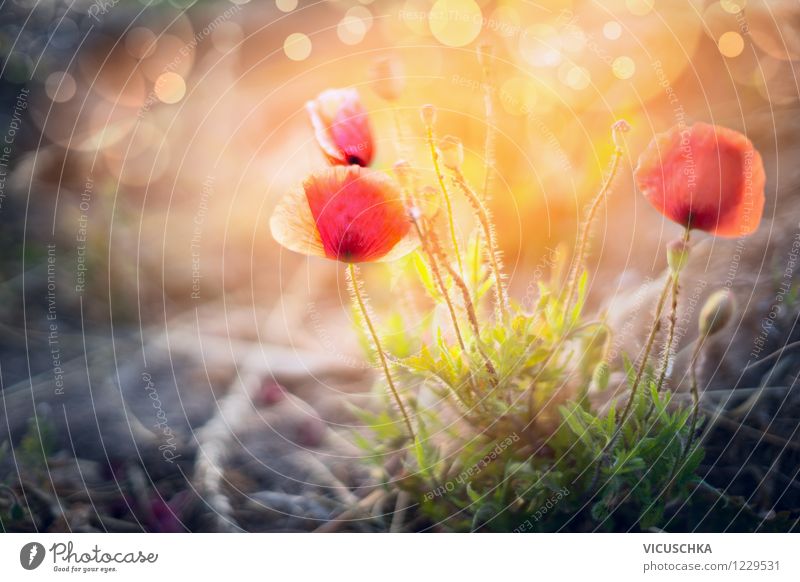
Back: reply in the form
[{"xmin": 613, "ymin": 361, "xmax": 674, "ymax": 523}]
[{"xmin": 413, "ymin": 251, "xmax": 441, "ymax": 301}]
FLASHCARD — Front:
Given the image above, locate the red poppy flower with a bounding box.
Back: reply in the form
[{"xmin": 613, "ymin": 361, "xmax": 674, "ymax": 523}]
[
  {"xmin": 306, "ymin": 88, "xmax": 374, "ymax": 167},
  {"xmin": 634, "ymin": 122, "xmax": 765, "ymax": 237},
  {"xmin": 270, "ymin": 166, "xmax": 416, "ymax": 263}
]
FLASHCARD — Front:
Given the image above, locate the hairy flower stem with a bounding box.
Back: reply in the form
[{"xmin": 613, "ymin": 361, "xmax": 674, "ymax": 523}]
[
  {"xmin": 451, "ymin": 169, "xmax": 508, "ymax": 320},
  {"xmin": 425, "ymin": 122, "xmax": 463, "ymax": 275},
  {"xmin": 411, "ymin": 218, "xmax": 467, "ymax": 353},
  {"xmin": 563, "ymin": 136, "xmax": 625, "ymax": 323},
  {"xmin": 655, "ymin": 228, "xmax": 692, "ymax": 394},
  {"xmin": 664, "ymin": 337, "xmax": 706, "ymax": 493},
  {"xmin": 427, "ymin": 228, "xmax": 498, "ymax": 386},
  {"xmin": 617, "ymin": 276, "xmax": 672, "ymax": 430},
  {"xmin": 444, "ymin": 260, "xmax": 498, "ymax": 386},
  {"xmin": 683, "ymin": 337, "xmax": 705, "ymax": 456},
  {"xmin": 478, "ymin": 44, "xmax": 496, "ymax": 205},
  {"xmin": 588, "ymin": 277, "xmax": 672, "ymax": 494},
  {"xmin": 347, "ymin": 263, "xmax": 416, "ymax": 443}
]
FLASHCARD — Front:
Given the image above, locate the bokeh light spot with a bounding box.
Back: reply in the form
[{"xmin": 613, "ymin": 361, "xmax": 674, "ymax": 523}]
[
  {"xmin": 720, "ymin": 0, "xmax": 746, "ymax": 14},
  {"xmin": 276, "ymin": 0, "xmax": 297, "ymax": 12},
  {"xmin": 612, "ymin": 56, "xmax": 636, "ymax": 79},
  {"xmin": 284, "ymin": 32, "xmax": 312, "ymax": 61},
  {"xmin": 603, "ymin": 21, "xmax": 622, "ymax": 40},
  {"xmin": 338, "ymin": 16, "xmax": 367, "ymax": 45},
  {"xmin": 718, "ymin": 31, "xmax": 744, "ymax": 57},
  {"xmin": 566, "ymin": 66, "xmax": 591, "ymax": 90},
  {"xmin": 45, "ymin": 71, "xmax": 77, "ymax": 103},
  {"xmin": 154, "ymin": 72, "xmax": 186, "ymax": 104},
  {"xmin": 519, "ymin": 24, "xmax": 562, "ymax": 67},
  {"xmin": 429, "ymin": 0, "xmax": 482, "ymax": 48}
]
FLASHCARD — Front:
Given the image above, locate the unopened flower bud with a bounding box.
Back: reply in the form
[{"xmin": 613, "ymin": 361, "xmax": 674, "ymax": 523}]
[
  {"xmin": 393, "ymin": 159, "xmax": 412, "ymax": 186},
  {"xmin": 438, "ymin": 135, "xmax": 463, "ymax": 170},
  {"xmin": 699, "ymin": 290, "xmax": 736, "ymax": 338},
  {"xmin": 369, "ymin": 56, "xmax": 405, "ymax": 101},
  {"xmin": 666, "ymin": 238, "xmax": 691, "ymax": 274},
  {"xmin": 421, "ymin": 104, "xmax": 437, "ymax": 127},
  {"xmin": 612, "ymin": 119, "xmax": 631, "ymax": 150}
]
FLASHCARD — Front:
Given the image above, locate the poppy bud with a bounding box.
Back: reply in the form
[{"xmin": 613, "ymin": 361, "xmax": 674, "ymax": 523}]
[
  {"xmin": 699, "ymin": 289, "xmax": 736, "ymax": 338},
  {"xmin": 612, "ymin": 119, "xmax": 631, "ymax": 151},
  {"xmin": 369, "ymin": 56, "xmax": 405, "ymax": 101},
  {"xmin": 421, "ymin": 104, "xmax": 437, "ymax": 127},
  {"xmin": 306, "ymin": 88, "xmax": 374, "ymax": 166},
  {"xmin": 666, "ymin": 238, "xmax": 691, "ymax": 274},
  {"xmin": 438, "ymin": 135, "xmax": 463, "ymax": 170},
  {"xmin": 393, "ymin": 159, "xmax": 412, "ymax": 186}
]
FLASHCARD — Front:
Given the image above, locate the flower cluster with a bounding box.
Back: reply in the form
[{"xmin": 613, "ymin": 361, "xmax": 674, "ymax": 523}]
[{"xmin": 268, "ymin": 52, "xmax": 767, "ymax": 531}]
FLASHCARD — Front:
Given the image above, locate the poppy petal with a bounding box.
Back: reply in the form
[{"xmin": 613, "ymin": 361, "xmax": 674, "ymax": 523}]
[
  {"xmin": 306, "ymin": 89, "xmax": 374, "ymax": 167},
  {"xmin": 635, "ymin": 122, "xmax": 765, "ymax": 238},
  {"xmin": 302, "ymin": 166, "xmax": 414, "ymax": 263},
  {"xmin": 269, "ymin": 185, "xmax": 327, "ymax": 258}
]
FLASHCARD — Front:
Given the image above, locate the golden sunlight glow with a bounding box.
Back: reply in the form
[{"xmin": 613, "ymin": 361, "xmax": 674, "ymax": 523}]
[
  {"xmin": 429, "ymin": 0, "xmax": 483, "ymax": 47},
  {"xmin": 720, "ymin": 0, "xmax": 746, "ymax": 14},
  {"xmin": 626, "ymin": 0, "xmax": 655, "ymax": 16},
  {"xmin": 500, "ymin": 77, "xmax": 538, "ymax": 116}
]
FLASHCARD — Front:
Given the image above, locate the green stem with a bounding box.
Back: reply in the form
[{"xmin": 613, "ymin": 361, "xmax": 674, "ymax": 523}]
[
  {"xmin": 452, "ymin": 169, "xmax": 508, "ymax": 320},
  {"xmin": 616, "ymin": 273, "xmax": 673, "ymax": 432},
  {"xmin": 479, "ymin": 49, "xmax": 496, "ymax": 206},
  {"xmin": 655, "ymin": 228, "xmax": 691, "ymax": 393},
  {"xmin": 563, "ymin": 145, "xmax": 623, "ymax": 322},
  {"xmin": 347, "ymin": 263, "xmax": 416, "ymax": 442},
  {"xmin": 411, "ymin": 218, "xmax": 467, "ymax": 353},
  {"xmin": 425, "ymin": 124, "xmax": 463, "ymax": 275},
  {"xmin": 683, "ymin": 337, "xmax": 705, "ymax": 457}
]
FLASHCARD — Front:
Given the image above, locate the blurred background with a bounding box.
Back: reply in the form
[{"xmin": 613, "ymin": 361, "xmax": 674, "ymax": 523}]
[{"xmin": 1, "ymin": 0, "xmax": 799, "ymax": 531}]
